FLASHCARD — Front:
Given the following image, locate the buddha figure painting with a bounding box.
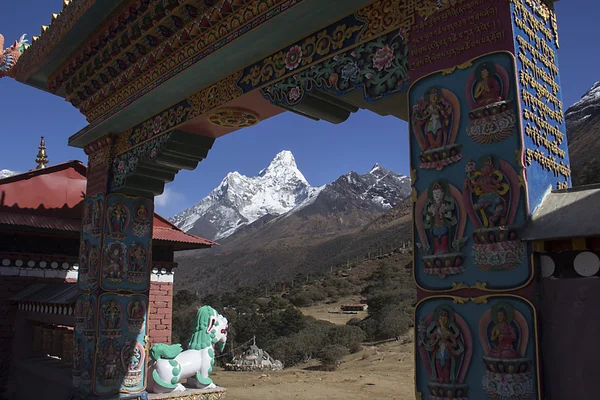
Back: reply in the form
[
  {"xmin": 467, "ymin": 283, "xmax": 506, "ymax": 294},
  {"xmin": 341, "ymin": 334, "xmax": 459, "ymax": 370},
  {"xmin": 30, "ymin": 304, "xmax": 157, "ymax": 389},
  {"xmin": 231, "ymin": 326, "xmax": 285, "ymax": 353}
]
[
  {"xmin": 91, "ymin": 198, "xmax": 104, "ymax": 237},
  {"xmin": 103, "ymin": 242, "xmax": 127, "ymax": 284},
  {"xmin": 127, "ymin": 298, "xmax": 146, "ymax": 334},
  {"xmin": 417, "ymin": 304, "xmax": 471, "ymax": 400},
  {"xmin": 465, "ymin": 61, "xmax": 516, "ymax": 144},
  {"xmin": 415, "ymin": 180, "xmax": 467, "ymax": 278},
  {"xmin": 127, "ymin": 242, "xmax": 149, "ymax": 284},
  {"xmin": 411, "ymin": 86, "xmax": 462, "ymax": 170},
  {"xmin": 106, "ymin": 201, "xmax": 130, "ymax": 240},
  {"xmin": 132, "ymin": 201, "xmax": 151, "ymax": 237},
  {"xmin": 100, "ymin": 298, "xmax": 123, "ymax": 338},
  {"xmin": 97, "ymin": 339, "xmax": 122, "ymax": 389},
  {"xmin": 463, "ymin": 156, "xmax": 525, "ymax": 272},
  {"xmin": 479, "ymin": 302, "xmax": 535, "ymax": 400}
]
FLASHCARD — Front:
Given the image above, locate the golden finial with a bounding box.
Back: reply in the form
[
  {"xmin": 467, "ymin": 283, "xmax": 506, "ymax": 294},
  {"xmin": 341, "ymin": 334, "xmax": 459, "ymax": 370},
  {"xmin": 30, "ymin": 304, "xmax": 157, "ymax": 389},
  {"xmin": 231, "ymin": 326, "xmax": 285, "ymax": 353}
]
[
  {"xmin": 32, "ymin": 36, "xmax": 39, "ymax": 42},
  {"xmin": 41, "ymin": 25, "xmax": 48, "ymax": 34},
  {"xmin": 35, "ymin": 137, "xmax": 49, "ymax": 169},
  {"xmin": 63, "ymin": 0, "xmax": 70, "ymax": 7},
  {"xmin": 51, "ymin": 13, "xmax": 59, "ymax": 21}
]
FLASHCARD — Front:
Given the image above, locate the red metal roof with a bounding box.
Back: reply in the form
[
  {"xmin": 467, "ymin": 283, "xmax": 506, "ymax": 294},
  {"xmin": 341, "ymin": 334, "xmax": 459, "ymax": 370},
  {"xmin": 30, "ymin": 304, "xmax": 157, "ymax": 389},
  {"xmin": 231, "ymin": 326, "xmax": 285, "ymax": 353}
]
[{"xmin": 0, "ymin": 161, "xmax": 216, "ymax": 248}]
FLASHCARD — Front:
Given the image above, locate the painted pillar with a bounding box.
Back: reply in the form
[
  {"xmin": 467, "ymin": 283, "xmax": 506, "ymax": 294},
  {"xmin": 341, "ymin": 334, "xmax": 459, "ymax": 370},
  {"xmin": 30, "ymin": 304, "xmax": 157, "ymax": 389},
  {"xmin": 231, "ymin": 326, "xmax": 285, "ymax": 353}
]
[
  {"xmin": 74, "ymin": 137, "xmax": 153, "ymax": 399},
  {"xmin": 409, "ymin": 1, "xmax": 569, "ymax": 399}
]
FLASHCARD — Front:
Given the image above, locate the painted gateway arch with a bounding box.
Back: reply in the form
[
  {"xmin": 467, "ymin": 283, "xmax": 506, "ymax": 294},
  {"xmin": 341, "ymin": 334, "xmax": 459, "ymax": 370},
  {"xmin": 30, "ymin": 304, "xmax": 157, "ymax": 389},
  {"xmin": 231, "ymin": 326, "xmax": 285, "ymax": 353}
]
[{"xmin": 4, "ymin": 0, "xmax": 570, "ymax": 398}]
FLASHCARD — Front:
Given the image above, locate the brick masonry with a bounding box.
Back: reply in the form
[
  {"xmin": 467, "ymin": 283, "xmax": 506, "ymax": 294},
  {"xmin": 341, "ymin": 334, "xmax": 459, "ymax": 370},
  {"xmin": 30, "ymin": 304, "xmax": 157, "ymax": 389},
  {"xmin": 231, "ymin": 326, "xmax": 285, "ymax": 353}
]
[{"xmin": 148, "ymin": 281, "xmax": 174, "ymax": 347}]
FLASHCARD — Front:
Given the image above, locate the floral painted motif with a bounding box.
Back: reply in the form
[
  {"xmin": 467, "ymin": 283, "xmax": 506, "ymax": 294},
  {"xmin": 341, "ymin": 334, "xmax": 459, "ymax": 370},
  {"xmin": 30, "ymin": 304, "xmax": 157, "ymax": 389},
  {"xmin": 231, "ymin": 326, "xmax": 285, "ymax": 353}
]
[
  {"xmin": 373, "ymin": 45, "xmax": 395, "ymax": 71},
  {"xmin": 411, "ymin": 86, "xmax": 462, "ymax": 170},
  {"xmin": 111, "ymin": 132, "xmax": 171, "ymax": 191},
  {"xmin": 261, "ymin": 29, "xmax": 409, "ymax": 106},
  {"xmin": 415, "ymin": 181, "xmax": 468, "ymax": 278},
  {"xmin": 465, "ymin": 61, "xmax": 516, "ymax": 144},
  {"xmin": 417, "ymin": 304, "xmax": 471, "ymax": 400},
  {"xmin": 479, "ymin": 302, "xmax": 535, "ymax": 400},
  {"xmin": 285, "ymin": 45, "xmax": 303, "ymax": 70},
  {"xmin": 463, "ymin": 156, "xmax": 525, "ymax": 272}
]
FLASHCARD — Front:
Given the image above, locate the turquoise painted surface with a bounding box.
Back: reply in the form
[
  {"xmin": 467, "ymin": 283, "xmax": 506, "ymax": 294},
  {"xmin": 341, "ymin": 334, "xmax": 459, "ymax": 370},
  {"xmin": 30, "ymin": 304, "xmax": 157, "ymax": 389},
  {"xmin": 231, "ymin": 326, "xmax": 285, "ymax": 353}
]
[
  {"xmin": 410, "ymin": 51, "xmax": 532, "ymax": 291},
  {"xmin": 415, "ymin": 296, "xmax": 540, "ymax": 400}
]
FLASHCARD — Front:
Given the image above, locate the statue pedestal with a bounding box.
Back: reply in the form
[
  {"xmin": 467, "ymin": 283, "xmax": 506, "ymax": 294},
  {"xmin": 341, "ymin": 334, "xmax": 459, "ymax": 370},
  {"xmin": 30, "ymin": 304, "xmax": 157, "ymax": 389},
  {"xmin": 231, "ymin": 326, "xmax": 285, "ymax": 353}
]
[{"xmin": 148, "ymin": 388, "xmax": 226, "ymax": 400}]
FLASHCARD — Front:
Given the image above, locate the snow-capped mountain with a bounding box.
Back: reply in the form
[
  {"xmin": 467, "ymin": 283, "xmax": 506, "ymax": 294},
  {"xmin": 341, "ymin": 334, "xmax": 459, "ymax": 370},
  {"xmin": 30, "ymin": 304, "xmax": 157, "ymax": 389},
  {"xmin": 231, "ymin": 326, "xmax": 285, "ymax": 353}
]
[
  {"xmin": 566, "ymin": 81, "xmax": 600, "ymax": 141},
  {"xmin": 565, "ymin": 81, "xmax": 600, "ymax": 186},
  {"xmin": 169, "ymin": 151, "xmax": 411, "ymax": 241},
  {"xmin": 0, "ymin": 169, "xmax": 16, "ymax": 179},
  {"xmin": 170, "ymin": 151, "xmax": 314, "ymax": 240}
]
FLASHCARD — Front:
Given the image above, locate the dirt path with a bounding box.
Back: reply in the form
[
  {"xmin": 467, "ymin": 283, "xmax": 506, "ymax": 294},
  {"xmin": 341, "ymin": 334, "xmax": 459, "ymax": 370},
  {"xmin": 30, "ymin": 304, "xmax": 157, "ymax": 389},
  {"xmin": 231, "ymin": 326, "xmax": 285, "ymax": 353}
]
[{"xmin": 212, "ymin": 340, "xmax": 415, "ymax": 400}]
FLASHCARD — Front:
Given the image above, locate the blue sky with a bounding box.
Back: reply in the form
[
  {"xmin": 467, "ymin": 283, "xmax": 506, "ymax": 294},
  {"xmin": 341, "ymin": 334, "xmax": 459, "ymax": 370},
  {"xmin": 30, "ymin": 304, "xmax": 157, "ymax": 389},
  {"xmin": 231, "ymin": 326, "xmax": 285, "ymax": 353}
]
[{"xmin": 0, "ymin": 1, "xmax": 597, "ymax": 217}]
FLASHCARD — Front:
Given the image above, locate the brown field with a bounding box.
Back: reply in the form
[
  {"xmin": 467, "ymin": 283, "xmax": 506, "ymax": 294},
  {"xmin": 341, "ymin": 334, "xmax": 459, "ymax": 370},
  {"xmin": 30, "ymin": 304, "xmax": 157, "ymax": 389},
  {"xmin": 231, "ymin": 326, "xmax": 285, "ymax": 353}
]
[
  {"xmin": 299, "ymin": 296, "xmax": 368, "ymax": 325},
  {"xmin": 212, "ymin": 339, "xmax": 415, "ymax": 400}
]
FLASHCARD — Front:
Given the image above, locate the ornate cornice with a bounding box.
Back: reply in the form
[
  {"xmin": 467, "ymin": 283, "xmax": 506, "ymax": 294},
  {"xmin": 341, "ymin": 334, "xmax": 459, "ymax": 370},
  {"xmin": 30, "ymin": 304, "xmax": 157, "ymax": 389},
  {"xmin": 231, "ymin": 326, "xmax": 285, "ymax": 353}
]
[
  {"xmin": 68, "ymin": 0, "xmax": 300, "ymax": 122},
  {"xmin": 15, "ymin": 0, "xmax": 97, "ymax": 81}
]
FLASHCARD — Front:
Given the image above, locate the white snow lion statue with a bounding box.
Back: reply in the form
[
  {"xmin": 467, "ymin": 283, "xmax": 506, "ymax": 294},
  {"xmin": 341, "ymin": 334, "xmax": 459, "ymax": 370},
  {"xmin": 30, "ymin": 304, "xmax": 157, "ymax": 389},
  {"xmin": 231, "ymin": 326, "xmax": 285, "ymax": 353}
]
[{"xmin": 148, "ymin": 305, "xmax": 228, "ymax": 393}]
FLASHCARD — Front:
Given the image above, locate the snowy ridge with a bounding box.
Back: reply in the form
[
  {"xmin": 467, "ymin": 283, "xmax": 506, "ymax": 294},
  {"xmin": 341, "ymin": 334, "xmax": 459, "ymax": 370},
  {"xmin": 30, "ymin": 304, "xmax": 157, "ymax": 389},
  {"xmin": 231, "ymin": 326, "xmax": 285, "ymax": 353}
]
[
  {"xmin": 170, "ymin": 151, "xmax": 312, "ymax": 240},
  {"xmin": 565, "ymin": 80, "xmax": 600, "ymax": 139},
  {"xmin": 169, "ymin": 151, "xmax": 411, "ymax": 241},
  {"xmin": 0, "ymin": 169, "xmax": 16, "ymax": 179}
]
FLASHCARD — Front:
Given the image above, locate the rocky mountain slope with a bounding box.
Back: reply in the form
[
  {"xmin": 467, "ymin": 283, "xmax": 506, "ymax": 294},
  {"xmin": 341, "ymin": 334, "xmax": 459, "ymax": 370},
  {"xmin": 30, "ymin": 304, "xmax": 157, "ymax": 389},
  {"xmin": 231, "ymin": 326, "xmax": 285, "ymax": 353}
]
[
  {"xmin": 170, "ymin": 150, "xmax": 410, "ymax": 241},
  {"xmin": 172, "ymin": 152, "xmax": 411, "ymax": 295},
  {"xmin": 566, "ymin": 81, "xmax": 600, "ymax": 186},
  {"xmin": 174, "ymin": 196, "xmax": 413, "ymax": 295}
]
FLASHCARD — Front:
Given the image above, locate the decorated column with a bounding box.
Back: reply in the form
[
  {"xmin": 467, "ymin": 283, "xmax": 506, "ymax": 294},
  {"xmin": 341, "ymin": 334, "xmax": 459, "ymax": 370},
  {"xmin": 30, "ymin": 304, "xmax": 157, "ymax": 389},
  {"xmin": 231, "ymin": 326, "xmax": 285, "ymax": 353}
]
[
  {"xmin": 409, "ymin": 1, "xmax": 569, "ymax": 399},
  {"xmin": 74, "ymin": 136, "xmax": 153, "ymax": 399}
]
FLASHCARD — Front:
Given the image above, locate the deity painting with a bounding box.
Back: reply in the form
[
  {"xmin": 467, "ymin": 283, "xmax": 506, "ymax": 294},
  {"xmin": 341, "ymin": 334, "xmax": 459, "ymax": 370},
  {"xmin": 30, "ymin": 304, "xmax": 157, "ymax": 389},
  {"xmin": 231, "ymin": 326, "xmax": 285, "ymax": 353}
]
[
  {"xmin": 417, "ymin": 305, "xmax": 471, "ymax": 399},
  {"xmin": 72, "ymin": 339, "xmax": 83, "ymax": 376},
  {"xmin": 411, "ymin": 86, "xmax": 462, "ymax": 170},
  {"xmin": 479, "ymin": 302, "xmax": 535, "ymax": 399},
  {"xmin": 79, "ymin": 240, "xmax": 91, "ymax": 275},
  {"xmin": 127, "ymin": 243, "xmax": 149, "ymax": 283},
  {"xmin": 464, "ymin": 156, "xmax": 525, "ymax": 272},
  {"xmin": 82, "ymin": 200, "xmax": 92, "ymax": 233},
  {"xmin": 75, "ymin": 297, "xmax": 85, "ymax": 332},
  {"xmin": 97, "ymin": 339, "xmax": 122, "ymax": 388},
  {"xmin": 88, "ymin": 246, "xmax": 100, "ymax": 285},
  {"xmin": 103, "ymin": 242, "xmax": 127, "ymax": 283},
  {"xmin": 83, "ymin": 296, "xmax": 97, "ymax": 339},
  {"xmin": 100, "ymin": 298, "xmax": 123, "ymax": 338},
  {"xmin": 121, "ymin": 340, "xmax": 145, "ymax": 388},
  {"xmin": 81, "ymin": 346, "xmax": 94, "ymax": 382},
  {"xmin": 415, "ymin": 180, "xmax": 467, "ymax": 278},
  {"xmin": 127, "ymin": 298, "xmax": 146, "ymax": 334},
  {"xmin": 465, "ymin": 61, "xmax": 516, "ymax": 144},
  {"xmin": 132, "ymin": 201, "xmax": 152, "ymax": 237},
  {"xmin": 91, "ymin": 198, "xmax": 104, "ymax": 237},
  {"xmin": 106, "ymin": 201, "xmax": 130, "ymax": 240}
]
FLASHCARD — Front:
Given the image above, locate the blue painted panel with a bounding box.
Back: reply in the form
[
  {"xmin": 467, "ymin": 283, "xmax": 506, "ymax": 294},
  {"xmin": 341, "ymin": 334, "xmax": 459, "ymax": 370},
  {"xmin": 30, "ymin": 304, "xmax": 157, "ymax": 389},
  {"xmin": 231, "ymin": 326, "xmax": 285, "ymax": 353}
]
[
  {"xmin": 511, "ymin": 1, "xmax": 571, "ymax": 211},
  {"xmin": 410, "ymin": 51, "xmax": 532, "ymax": 291},
  {"xmin": 79, "ymin": 194, "xmax": 104, "ymax": 292},
  {"xmin": 101, "ymin": 194, "xmax": 153, "ymax": 292},
  {"xmin": 415, "ymin": 296, "xmax": 540, "ymax": 400}
]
